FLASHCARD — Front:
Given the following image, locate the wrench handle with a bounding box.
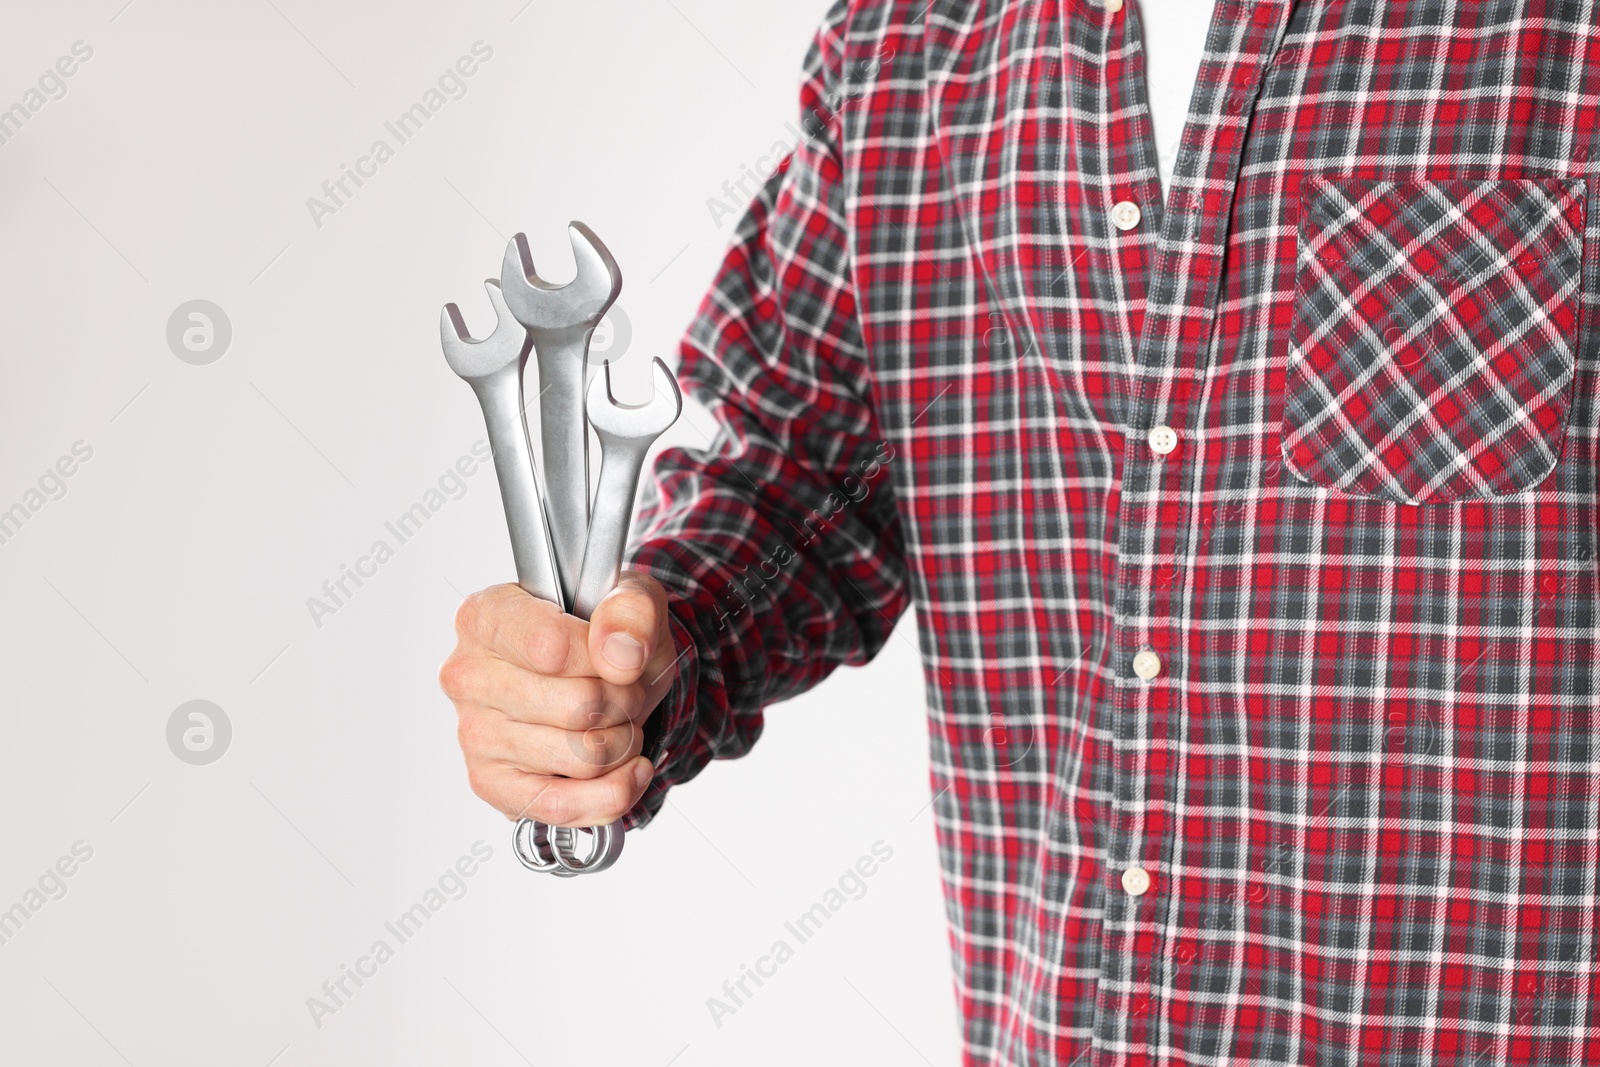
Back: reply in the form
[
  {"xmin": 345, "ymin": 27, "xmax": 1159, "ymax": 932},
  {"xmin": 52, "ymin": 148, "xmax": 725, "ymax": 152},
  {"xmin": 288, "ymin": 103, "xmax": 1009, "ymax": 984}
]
[
  {"xmin": 473, "ymin": 371, "xmax": 565, "ymax": 611},
  {"xmin": 572, "ymin": 438, "xmax": 647, "ymax": 621},
  {"xmin": 534, "ymin": 333, "xmax": 593, "ymax": 608}
]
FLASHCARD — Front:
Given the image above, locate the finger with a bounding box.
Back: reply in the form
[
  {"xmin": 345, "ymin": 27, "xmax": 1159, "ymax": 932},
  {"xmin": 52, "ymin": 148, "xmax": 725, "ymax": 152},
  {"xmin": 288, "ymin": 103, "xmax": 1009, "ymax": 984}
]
[
  {"xmin": 588, "ymin": 570, "xmax": 669, "ymax": 686},
  {"xmin": 470, "ymin": 757, "xmax": 654, "ymax": 828},
  {"xmin": 454, "ymin": 584, "xmax": 596, "ymax": 677},
  {"xmin": 473, "ymin": 715, "xmax": 644, "ymax": 780},
  {"xmin": 444, "ymin": 658, "xmax": 645, "ymax": 729}
]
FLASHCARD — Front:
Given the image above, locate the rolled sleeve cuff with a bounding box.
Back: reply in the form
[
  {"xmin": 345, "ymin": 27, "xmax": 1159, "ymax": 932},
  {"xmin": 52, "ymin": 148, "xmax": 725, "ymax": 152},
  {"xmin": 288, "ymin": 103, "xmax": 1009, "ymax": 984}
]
[{"xmin": 622, "ymin": 605, "xmax": 701, "ymax": 831}]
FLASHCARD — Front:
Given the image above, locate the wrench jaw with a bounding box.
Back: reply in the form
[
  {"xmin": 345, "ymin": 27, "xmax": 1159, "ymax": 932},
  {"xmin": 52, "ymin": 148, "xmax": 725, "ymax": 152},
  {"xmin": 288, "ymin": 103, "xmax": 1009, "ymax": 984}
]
[
  {"xmin": 566, "ymin": 221, "xmax": 624, "ymax": 328},
  {"xmin": 498, "ymin": 224, "xmax": 623, "ymax": 335},
  {"xmin": 438, "ymin": 279, "xmax": 532, "ymax": 381},
  {"xmin": 587, "ymin": 357, "xmax": 684, "ymax": 442}
]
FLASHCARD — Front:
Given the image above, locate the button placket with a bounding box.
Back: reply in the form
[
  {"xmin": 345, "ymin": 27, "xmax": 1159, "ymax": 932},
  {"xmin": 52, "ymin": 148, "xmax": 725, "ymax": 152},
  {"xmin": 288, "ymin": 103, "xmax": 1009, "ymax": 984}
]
[{"xmin": 1098, "ymin": 2, "xmax": 1297, "ymax": 1057}]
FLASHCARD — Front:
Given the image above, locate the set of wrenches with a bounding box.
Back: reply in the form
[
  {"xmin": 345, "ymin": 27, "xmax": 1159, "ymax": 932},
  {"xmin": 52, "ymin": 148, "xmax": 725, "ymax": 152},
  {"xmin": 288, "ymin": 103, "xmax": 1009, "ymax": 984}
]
[{"xmin": 440, "ymin": 222, "xmax": 681, "ymax": 876}]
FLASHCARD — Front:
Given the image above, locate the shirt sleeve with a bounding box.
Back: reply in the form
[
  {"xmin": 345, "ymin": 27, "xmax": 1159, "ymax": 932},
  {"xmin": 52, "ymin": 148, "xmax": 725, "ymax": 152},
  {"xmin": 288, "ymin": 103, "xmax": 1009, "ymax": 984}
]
[{"xmin": 621, "ymin": 0, "xmax": 910, "ymax": 830}]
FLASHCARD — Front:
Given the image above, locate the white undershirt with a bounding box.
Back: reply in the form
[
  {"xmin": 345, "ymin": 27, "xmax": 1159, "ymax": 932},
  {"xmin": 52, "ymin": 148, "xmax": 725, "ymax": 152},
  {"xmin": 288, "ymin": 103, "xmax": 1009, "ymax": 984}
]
[{"xmin": 1139, "ymin": 0, "xmax": 1221, "ymax": 204}]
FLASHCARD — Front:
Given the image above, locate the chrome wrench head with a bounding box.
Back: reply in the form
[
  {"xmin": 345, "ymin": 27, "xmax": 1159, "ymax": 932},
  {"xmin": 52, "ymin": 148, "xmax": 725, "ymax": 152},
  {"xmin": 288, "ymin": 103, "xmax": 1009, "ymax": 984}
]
[
  {"xmin": 499, "ymin": 223, "xmax": 625, "ymax": 606},
  {"xmin": 438, "ymin": 279, "xmax": 565, "ymax": 609},
  {"xmin": 586, "ymin": 356, "xmax": 684, "ymax": 445},
  {"xmin": 439, "ymin": 277, "xmax": 530, "ymax": 381},
  {"xmin": 498, "ymin": 222, "xmax": 623, "ymax": 335}
]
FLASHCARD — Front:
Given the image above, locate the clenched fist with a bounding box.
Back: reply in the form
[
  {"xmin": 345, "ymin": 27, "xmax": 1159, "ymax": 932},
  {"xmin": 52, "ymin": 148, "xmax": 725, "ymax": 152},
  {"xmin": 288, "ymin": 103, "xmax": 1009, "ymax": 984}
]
[{"xmin": 439, "ymin": 572, "xmax": 679, "ymax": 827}]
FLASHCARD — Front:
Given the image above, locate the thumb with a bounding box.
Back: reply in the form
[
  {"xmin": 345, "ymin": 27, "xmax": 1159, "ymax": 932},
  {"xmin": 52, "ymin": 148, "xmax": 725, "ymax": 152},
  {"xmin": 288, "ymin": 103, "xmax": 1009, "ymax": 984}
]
[{"xmin": 587, "ymin": 570, "xmax": 669, "ymax": 686}]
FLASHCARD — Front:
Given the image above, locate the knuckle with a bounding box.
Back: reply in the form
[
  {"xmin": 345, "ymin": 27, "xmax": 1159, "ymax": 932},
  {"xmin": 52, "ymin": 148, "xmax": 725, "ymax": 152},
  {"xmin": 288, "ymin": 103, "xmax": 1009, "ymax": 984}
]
[
  {"xmin": 565, "ymin": 678, "xmax": 611, "ymax": 728},
  {"xmin": 564, "ymin": 724, "xmax": 629, "ymax": 778},
  {"xmin": 601, "ymin": 775, "xmax": 637, "ymax": 822},
  {"xmin": 524, "ymin": 621, "xmax": 572, "ymax": 675},
  {"xmin": 455, "ymin": 711, "xmax": 487, "ymax": 753},
  {"xmin": 454, "ymin": 590, "xmax": 491, "ymax": 641},
  {"xmin": 437, "ymin": 654, "xmax": 475, "ymax": 700},
  {"xmin": 616, "ymin": 683, "xmax": 648, "ymax": 723},
  {"xmin": 621, "ymin": 720, "xmax": 645, "ymax": 759}
]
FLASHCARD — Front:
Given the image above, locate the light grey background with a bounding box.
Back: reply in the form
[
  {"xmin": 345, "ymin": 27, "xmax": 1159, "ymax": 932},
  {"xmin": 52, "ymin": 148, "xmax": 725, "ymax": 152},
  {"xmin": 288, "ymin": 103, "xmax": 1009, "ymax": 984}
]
[{"xmin": 0, "ymin": 2, "xmax": 956, "ymax": 1064}]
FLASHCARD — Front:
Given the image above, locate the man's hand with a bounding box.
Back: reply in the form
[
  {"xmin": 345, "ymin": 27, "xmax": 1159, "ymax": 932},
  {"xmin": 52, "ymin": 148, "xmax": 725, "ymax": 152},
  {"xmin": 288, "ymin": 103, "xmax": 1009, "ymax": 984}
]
[{"xmin": 438, "ymin": 572, "xmax": 679, "ymax": 827}]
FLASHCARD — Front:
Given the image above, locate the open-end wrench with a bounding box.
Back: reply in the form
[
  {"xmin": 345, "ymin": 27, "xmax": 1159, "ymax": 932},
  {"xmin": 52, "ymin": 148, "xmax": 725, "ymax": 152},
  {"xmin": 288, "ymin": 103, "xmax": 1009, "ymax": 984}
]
[
  {"xmin": 439, "ymin": 280, "xmax": 564, "ymax": 610},
  {"xmin": 499, "ymin": 223, "xmax": 623, "ymax": 608},
  {"xmin": 512, "ymin": 357, "xmax": 683, "ymax": 877}
]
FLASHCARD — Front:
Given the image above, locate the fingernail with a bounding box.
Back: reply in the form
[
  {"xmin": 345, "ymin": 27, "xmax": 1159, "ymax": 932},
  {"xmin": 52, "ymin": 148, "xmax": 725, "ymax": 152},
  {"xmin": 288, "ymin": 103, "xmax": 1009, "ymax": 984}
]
[
  {"xmin": 602, "ymin": 632, "xmax": 646, "ymax": 670},
  {"xmin": 633, "ymin": 759, "xmax": 653, "ymax": 791}
]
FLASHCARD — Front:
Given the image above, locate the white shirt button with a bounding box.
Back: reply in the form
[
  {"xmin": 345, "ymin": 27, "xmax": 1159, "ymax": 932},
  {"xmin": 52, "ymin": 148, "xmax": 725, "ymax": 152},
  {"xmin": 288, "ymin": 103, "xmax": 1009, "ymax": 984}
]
[
  {"xmin": 1104, "ymin": 0, "xmax": 1124, "ymax": 10},
  {"xmin": 1122, "ymin": 866, "xmax": 1152, "ymax": 896},
  {"xmin": 1132, "ymin": 649, "xmax": 1162, "ymax": 680},
  {"xmin": 1110, "ymin": 200, "xmax": 1142, "ymax": 231},
  {"xmin": 1148, "ymin": 424, "xmax": 1178, "ymax": 456}
]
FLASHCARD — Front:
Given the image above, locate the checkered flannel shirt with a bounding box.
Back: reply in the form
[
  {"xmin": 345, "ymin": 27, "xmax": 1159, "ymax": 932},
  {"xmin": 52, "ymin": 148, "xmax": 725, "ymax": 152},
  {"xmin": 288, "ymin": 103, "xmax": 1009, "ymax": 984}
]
[{"xmin": 625, "ymin": 1, "xmax": 1600, "ymax": 1064}]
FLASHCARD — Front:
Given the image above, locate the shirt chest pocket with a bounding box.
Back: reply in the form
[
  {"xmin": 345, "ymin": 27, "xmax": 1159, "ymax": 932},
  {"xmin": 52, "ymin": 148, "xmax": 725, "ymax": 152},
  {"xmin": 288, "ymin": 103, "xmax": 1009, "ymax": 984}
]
[{"xmin": 1280, "ymin": 174, "xmax": 1588, "ymax": 504}]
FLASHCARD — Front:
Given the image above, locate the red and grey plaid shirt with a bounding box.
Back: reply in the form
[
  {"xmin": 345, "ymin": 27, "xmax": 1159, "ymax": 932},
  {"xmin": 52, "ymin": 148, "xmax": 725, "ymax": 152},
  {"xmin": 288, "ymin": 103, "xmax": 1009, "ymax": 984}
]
[{"xmin": 624, "ymin": 1, "xmax": 1600, "ymax": 1064}]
